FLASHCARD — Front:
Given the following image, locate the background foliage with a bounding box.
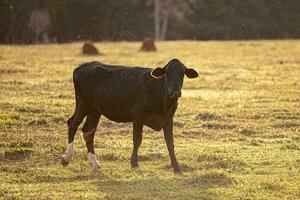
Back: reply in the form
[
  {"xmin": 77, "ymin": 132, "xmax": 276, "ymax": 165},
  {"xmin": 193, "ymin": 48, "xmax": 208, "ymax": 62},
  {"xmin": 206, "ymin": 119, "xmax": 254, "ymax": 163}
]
[{"xmin": 0, "ymin": 0, "xmax": 300, "ymax": 42}]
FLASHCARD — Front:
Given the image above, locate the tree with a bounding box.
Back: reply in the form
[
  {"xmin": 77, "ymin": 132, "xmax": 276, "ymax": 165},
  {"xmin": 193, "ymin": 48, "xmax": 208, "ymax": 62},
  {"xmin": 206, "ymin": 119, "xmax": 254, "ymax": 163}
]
[
  {"xmin": 0, "ymin": 0, "xmax": 299, "ymax": 43},
  {"xmin": 150, "ymin": 0, "xmax": 196, "ymax": 40}
]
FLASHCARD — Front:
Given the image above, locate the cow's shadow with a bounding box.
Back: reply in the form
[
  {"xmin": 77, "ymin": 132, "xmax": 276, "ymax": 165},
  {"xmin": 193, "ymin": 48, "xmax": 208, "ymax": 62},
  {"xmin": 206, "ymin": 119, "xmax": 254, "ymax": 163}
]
[
  {"xmin": 16, "ymin": 159, "xmax": 233, "ymax": 199},
  {"xmin": 92, "ymin": 174, "xmax": 222, "ymax": 199}
]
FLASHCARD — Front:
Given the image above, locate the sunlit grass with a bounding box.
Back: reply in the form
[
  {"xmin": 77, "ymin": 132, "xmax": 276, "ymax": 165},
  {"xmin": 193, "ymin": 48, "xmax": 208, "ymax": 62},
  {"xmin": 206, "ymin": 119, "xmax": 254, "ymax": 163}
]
[{"xmin": 0, "ymin": 40, "xmax": 300, "ymax": 199}]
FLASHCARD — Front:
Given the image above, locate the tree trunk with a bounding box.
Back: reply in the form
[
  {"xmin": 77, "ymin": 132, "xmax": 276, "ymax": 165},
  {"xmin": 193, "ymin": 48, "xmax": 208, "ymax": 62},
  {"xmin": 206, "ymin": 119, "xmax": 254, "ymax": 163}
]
[
  {"xmin": 154, "ymin": 0, "xmax": 160, "ymax": 40},
  {"xmin": 160, "ymin": 0, "xmax": 171, "ymax": 40}
]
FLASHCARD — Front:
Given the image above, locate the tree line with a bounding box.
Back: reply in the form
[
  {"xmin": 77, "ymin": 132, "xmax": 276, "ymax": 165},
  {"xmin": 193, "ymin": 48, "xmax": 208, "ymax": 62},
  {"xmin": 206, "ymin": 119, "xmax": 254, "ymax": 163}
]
[{"xmin": 0, "ymin": 0, "xmax": 299, "ymax": 44}]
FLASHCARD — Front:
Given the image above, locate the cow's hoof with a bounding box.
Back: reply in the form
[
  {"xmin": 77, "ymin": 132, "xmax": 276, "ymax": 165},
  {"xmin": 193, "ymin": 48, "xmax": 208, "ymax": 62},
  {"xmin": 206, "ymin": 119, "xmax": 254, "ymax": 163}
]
[
  {"xmin": 88, "ymin": 153, "xmax": 101, "ymax": 170},
  {"xmin": 131, "ymin": 163, "xmax": 139, "ymax": 168},
  {"xmin": 61, "ymin": 157, "xmax": 70, "ymax": 167},
  {"xmin": 173, "ymin": 167, "xmax": 182, "ymax": 174},
  {"xmin": 91, "ymin": 163, "xmax": 101, "ymax": 170}
]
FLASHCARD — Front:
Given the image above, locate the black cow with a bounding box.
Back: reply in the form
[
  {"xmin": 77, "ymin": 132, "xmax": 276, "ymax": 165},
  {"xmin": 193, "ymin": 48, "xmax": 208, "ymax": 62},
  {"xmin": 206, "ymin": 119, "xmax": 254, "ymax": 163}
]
[{"xmin": 61, "ymin": 58, "xmax": 198, "ymax": 173}]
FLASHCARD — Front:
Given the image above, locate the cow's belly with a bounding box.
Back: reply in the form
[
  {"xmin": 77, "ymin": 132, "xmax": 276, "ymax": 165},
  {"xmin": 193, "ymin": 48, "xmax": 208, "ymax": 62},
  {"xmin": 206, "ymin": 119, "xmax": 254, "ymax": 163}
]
[
  {"xmin": 142, "ymin": 112, "xmax": 170, "ymax": 131},
  {"xmin": 93, "ymin": 81, "xmax": 141, "ymax": 122},
  {"xmin": 100, "ymin": 111, "xmax": 172, "ymax": 130},
  {"xmin": 101, "ymin": 110, "xmax": 133, "ymax": 123},
  {"xmin": 95, "ymin": 100, "xmax": 135, "ymax": 123},
  {"xmin": 143, "ymin": 102, "xmax": 178, "ymax": 131}
]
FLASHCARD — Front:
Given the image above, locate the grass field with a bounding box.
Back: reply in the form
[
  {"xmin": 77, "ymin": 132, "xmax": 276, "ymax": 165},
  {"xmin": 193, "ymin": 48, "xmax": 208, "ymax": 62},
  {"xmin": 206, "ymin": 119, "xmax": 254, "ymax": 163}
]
[{"xmin": 0, "ymin": 40, "xmax": 299, "ymax": 199}]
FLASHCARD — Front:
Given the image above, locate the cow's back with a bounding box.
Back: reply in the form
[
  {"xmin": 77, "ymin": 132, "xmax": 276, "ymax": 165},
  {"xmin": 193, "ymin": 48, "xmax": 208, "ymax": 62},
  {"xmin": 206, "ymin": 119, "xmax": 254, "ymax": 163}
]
[{"xmin": 74, "ymin": 61, "xmax": 149, "ymax": 122}]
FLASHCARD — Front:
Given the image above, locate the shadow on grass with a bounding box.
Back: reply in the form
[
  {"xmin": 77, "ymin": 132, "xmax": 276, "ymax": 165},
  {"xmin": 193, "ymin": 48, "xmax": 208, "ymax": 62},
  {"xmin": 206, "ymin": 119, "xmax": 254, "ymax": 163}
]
[
  {"xmin": 197, "ymin": 154, "xmax": 246, "ymax": 172},
  {"xmin": 28, "ymin": 173, "xmax": 98, "ymax": 184},
  {"xmin": 196, "ymin": 112, "xmax": 221, "ymax": 121},
  {"xmin": 273, "ymin": 122, "xmax": 299, "ymax": 129},
  {"xmin": 160, "ymin": 163, "xmax": 195, "ymax": 172},
  {"xmin": 93, "ymin": 176, "xmax": 219, "ymax": 199},
  {"xmin": 3, "ymin": 142, "xmax": 34, "ymax": 161},
  {"xmin": 11, "ymin": 165, "xmax": 225, "ymax": 199},
  {"xmin": 201, "ymin": 122, "xmax": 236, "ymax": 130},
  {"xmin": 190, "ymin": 171, "xmax": 235, "ymax": 187},
  {"xmin": 139, "ymin": 152, "xmax": 165, "ymax": 161}
]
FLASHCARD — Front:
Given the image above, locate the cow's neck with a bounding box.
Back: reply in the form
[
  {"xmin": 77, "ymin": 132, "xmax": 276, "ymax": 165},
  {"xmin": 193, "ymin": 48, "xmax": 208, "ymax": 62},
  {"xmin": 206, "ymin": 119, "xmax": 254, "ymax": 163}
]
[
  {"xmin": 142, "ymin": 79, "xmax": 178, "ymax": 131},
  {"xmin": 143, "ymin": 73, "xmax": 178, "ymax": 114}
]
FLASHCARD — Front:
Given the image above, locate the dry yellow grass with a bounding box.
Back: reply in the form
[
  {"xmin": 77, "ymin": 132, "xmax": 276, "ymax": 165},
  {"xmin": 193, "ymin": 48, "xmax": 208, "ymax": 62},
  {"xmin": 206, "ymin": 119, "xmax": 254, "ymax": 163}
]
[{"xmin": 0, "ymin": 40, "xmax": 300, "ymax": 199}]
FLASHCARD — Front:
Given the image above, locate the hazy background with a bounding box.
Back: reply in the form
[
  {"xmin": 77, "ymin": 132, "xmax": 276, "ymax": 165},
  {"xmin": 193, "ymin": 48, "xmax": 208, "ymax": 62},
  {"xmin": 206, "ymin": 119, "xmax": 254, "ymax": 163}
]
[{"xmin": 1, "ymin": 0, "xmax": 300, "ymax": 44}]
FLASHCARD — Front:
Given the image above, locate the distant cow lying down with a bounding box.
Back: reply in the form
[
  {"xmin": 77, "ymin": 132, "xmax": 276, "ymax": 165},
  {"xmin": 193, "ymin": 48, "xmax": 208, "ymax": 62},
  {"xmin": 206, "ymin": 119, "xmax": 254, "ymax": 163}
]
[{"xmin": 61, "ymin": 59, "xmax": 198, "ymax": 173}]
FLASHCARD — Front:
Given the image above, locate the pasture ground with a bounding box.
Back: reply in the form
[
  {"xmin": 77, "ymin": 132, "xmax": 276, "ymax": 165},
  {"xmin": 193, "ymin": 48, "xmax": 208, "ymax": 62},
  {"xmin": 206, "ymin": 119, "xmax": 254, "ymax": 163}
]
[{"xmin": 0, "ymin": 41, "xmax": 299, "ymax": 199}]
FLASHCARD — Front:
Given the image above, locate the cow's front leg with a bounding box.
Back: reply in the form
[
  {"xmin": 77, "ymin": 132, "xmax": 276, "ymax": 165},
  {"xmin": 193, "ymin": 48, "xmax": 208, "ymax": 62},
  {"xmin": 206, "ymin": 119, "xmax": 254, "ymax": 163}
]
[
  {"xmin": 131, "ymin": 121, "xmax": 143, "ymax": 168},
  {"xmin": 163, "ymin": 119, "xmax": 181, "ymax": 173}
]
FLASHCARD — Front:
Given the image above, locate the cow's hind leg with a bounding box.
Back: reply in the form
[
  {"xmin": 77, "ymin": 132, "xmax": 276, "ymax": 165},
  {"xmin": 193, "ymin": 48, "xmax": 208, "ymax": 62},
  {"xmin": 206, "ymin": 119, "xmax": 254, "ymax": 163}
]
[
  {"xmin": 62, "ymin": 103, "xmax": 89, "ymax": 167},
  {"xmin": 82, "ymin": 110, "xmax": 101, "ymax": 169},
  {"xmin": 131, "ymin": 121, "xmax": 143, "ymax": 168}
]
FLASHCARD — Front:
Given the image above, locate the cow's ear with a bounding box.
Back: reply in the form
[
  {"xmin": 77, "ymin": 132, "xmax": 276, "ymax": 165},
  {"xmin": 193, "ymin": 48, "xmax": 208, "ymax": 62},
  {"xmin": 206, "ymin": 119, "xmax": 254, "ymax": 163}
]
[
  {"xmin": 185, "ymin": 68, "xmax": 198, "ymax": 78},
  {"xmin": 151, "ymin": 67, "xmax": 165, "ymax": 78}
]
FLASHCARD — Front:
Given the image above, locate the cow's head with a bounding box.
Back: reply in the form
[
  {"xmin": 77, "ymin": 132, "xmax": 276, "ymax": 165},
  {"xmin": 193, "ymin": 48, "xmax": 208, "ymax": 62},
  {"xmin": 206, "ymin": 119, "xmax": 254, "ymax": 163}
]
[{"xmin": 151, "ymin": 59, "xmax": 198, "ymax": 98}]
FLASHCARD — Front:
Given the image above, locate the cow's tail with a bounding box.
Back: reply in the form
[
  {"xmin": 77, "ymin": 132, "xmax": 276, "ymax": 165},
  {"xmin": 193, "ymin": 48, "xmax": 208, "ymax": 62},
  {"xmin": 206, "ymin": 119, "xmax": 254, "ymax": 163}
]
[
  {"xmin": 72, "ymin": 63, "xmax": 85, "ymax": 104},
  {"xmin": 72, "ymin": 61, "xmax": 98, "ymax": 105}
]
